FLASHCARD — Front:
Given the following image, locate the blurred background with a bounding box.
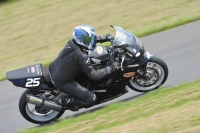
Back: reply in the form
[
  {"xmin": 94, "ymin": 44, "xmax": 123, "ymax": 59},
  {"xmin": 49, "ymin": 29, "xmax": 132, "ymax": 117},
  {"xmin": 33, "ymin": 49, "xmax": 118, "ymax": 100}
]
[
  {"xmin": 0, "ymin": 0, "xmax": 200, "ymax": 133},
  {"xmin": 0, "ymin": 0, "xmax": 200, "ymax": 81}
]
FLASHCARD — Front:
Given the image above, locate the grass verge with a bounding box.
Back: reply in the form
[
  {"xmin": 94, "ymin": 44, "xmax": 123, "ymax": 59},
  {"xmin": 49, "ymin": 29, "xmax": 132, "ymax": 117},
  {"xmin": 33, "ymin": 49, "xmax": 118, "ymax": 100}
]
[
  {"xmin": 19, "ymin": 78, "xmax": 200, "ymax": 133},
  {"xmin": 1, "ymin": 0, "xmax": 200, "ymax": 81}
]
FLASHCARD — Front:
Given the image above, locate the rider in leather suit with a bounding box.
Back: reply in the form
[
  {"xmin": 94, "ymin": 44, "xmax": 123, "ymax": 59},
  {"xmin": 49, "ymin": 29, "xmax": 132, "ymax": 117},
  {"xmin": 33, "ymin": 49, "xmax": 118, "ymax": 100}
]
[{"xmin": 49, "ymin": 25, "xmax": 118, "ymax": 111}]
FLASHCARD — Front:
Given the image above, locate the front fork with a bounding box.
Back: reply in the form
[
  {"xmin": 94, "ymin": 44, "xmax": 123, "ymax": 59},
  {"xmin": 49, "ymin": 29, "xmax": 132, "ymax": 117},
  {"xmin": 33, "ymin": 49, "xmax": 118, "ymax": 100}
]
[{"xmin": 137, "ymin": 52, "xmax": 153, "ymax": 79}]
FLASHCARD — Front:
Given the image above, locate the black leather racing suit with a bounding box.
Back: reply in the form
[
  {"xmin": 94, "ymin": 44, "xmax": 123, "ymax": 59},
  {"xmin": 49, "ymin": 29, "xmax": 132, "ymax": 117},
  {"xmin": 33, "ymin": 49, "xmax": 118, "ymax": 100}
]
[{"xmin": 49, "ymin": 37, "xmax": 112, "ymax": 108}]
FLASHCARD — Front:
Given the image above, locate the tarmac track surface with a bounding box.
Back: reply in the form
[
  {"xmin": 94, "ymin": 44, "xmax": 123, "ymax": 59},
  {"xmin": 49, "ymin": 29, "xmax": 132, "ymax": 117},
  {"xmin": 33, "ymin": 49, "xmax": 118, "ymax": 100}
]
[{"xmin": 0, "ymin": 20, "xmax": 200, "ymax": 133}]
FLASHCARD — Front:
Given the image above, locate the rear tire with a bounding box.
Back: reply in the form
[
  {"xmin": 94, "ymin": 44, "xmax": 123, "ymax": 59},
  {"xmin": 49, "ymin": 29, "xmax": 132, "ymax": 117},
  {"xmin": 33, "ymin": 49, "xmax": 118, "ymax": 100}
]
[
  {"xmin": 19, "ymin": 90, "xmax": 65, "ymax": 124},
  {"xmin": 127, "ymin": 56, "xmax": 168, "ymax": 92}
]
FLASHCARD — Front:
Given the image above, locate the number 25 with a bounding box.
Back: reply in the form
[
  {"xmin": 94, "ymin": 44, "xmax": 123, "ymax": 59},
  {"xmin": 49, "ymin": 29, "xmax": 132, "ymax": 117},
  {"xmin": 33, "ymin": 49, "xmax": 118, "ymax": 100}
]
[{"xmin": 25, "ymin": 78, "xmax": 40, "ymax": 87}]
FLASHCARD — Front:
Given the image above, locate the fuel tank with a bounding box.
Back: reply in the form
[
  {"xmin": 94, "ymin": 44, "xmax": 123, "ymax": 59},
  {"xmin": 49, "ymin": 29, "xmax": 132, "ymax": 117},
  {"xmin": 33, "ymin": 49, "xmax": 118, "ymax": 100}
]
[{"xmin": 88, "ymin": 46, "xmax": 110, "ymax": 66}]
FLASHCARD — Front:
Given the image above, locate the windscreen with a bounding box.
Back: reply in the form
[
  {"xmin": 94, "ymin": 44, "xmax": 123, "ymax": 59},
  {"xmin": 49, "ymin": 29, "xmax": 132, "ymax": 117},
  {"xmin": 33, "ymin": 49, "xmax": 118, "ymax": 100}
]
[{"xmin": 111, "ymin": 26, "xmax": 144, "ymax": 50}]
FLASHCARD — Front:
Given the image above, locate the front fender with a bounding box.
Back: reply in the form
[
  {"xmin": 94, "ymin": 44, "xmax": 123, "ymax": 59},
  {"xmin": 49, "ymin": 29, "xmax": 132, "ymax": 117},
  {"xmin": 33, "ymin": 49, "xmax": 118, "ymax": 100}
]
[{"xmin": 140, "ymin": 52, "xmax": 153, "ymax": 65}]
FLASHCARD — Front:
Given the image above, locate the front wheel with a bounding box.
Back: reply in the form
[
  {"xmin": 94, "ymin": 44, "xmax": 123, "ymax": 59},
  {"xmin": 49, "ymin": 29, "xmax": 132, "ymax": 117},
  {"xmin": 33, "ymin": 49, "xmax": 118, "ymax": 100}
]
[
  {"xmin": 19, "ymin": 90, "xmax": 65, "ymax": 124},
  {"xmin": 127, "ymin": 56, "xmax": 168, "ymax": 92}
]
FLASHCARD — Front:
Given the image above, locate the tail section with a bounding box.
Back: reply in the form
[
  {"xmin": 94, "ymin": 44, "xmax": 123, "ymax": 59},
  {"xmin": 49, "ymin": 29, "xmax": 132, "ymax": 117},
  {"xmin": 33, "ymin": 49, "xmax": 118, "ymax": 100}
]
[{"xmin": 6, "ymin": 64, "xmax": 54, "ymax": 90}]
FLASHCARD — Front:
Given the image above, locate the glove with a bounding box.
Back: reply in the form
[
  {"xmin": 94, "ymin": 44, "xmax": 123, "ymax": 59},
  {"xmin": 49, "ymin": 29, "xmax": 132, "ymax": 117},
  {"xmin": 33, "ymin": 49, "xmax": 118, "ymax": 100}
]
[
  {"xmin": 106, "ymin": 34, "xmax": 114, "ymax": 41},
  {"xmin": 110, "ymin": 61, "xmax": 120, "ymax": 72},
  {"xmin": 106, "ymin": 61, "xmax": 120, "ymax": 74}
]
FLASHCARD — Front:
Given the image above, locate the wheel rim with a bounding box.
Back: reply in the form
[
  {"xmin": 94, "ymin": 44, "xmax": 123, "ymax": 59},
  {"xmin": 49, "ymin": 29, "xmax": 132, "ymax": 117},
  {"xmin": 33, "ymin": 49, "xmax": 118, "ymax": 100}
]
[
  {"xmin": 25, "ymin": 93, "xmax": 60, "ymax": 122},
  {"xmin": 129, "ymin": 62, "xmax": 165, "ymax": 91}
]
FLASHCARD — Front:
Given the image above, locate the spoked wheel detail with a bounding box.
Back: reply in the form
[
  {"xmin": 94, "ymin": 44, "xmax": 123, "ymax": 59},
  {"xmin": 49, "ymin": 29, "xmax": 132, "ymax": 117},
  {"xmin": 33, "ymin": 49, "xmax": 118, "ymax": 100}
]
[
  {"xmin": 19, "ymin": 90, "xmax": 65, "ymax": 124},
  {"xmin": 127, "ymin": 56, "xmax": 168, "ymax": 92}
]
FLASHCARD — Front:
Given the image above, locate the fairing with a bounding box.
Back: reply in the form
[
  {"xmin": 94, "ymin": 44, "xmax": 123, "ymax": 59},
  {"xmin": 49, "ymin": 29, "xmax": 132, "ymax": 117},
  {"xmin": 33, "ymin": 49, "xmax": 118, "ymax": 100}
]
[{"xmin": 111, "ymin": 25, "xmax": 145, "ymax": 60}]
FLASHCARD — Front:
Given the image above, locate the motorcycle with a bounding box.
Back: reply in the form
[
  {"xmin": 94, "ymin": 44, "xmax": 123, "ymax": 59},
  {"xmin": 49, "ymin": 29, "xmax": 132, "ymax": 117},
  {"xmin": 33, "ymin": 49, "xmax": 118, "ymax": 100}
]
[{"xmin": 6, "ymin": 25, "xmax": 168, "ymax": 124}]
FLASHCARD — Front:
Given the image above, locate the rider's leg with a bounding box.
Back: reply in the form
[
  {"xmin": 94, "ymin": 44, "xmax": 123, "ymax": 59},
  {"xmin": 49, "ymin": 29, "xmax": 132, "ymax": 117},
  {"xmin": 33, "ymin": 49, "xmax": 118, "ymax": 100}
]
[{"xmin": 56, "ymin": 80, "xmax": 97, "ymax": 108}]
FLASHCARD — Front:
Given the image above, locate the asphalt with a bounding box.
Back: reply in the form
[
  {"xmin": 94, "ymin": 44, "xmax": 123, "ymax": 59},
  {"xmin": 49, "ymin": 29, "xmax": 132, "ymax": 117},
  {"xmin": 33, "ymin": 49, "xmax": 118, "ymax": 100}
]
[{"xmin": 0, "ymin": 20, "xmax": 200, "ymax": 133}]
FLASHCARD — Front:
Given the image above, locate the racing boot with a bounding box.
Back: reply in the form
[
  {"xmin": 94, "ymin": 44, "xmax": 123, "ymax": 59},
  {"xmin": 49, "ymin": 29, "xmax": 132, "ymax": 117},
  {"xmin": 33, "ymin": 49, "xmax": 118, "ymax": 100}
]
[{"xmin": 60, "ymin": 97, "xmax": 79, "ymax": 111}]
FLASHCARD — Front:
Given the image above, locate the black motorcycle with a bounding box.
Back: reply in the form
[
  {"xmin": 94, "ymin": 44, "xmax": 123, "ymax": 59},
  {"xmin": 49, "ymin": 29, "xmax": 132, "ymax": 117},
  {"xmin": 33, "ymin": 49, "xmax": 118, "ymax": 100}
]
[{"xmin": 6, "ymin": 26, "xmax": 168, "ymax": 124}]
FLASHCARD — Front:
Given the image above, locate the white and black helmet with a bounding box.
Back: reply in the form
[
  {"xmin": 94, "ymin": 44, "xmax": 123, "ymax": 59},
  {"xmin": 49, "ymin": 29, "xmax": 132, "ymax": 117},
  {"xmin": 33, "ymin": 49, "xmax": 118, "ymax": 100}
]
[{"xmin": 73, "ymin": 24, "xmax": 97, "ymax": 50}]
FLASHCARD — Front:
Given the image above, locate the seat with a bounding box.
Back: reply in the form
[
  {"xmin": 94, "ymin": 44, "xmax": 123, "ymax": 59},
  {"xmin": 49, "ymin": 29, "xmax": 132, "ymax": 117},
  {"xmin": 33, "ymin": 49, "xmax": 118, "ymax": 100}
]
[{"xmin": 41, "ymin": 66, "xmax": 52, "ymax": 83}]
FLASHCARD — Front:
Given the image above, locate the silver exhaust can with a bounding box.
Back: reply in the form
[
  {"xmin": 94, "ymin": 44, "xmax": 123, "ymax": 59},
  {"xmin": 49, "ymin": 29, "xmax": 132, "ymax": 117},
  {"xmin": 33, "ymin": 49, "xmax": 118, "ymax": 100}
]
[{"xmin": 26, "ymin": 95, "xmax": 63, "ymax": 112}]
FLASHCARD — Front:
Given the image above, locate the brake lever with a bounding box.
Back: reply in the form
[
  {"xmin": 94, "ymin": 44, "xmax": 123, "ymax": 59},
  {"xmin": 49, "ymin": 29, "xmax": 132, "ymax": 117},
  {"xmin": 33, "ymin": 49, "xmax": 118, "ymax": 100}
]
[{"xmin": 121, "ymin": 55, "xmax": 125, "ymax": 71}]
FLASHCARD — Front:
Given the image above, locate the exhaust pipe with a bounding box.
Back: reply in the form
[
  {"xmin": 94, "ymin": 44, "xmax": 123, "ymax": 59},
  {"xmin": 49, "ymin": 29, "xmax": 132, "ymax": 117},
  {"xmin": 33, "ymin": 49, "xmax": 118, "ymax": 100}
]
[{"xmin": 26, "ymin": 95, "xmax": 63, "ymax": 112}]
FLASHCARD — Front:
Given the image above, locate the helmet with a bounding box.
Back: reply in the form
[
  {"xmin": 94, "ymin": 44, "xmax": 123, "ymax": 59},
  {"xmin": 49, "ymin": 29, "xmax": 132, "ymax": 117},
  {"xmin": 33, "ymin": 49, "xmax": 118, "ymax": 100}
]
[{"xmin": 73, "ymin": 25, "xmax": 97, "ymax": 50}]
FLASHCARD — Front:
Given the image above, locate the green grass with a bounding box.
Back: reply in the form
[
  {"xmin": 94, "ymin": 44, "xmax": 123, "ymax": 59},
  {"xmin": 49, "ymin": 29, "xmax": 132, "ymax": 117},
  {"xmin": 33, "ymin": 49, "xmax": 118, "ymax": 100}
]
[
  {"xmin": 1, "ymin": 0, "xmax": 200, "ymax": 81},
  {"xmin": 19, "ymin": 79, "xmax": 200, "ymax": 133}
]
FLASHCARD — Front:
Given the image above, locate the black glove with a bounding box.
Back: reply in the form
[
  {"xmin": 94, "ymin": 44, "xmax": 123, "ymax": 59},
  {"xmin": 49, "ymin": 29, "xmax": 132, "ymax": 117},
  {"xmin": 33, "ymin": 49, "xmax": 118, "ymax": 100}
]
[{"xmin": 106, "ymin": 34, "xmax": 114, "ymax": 41}]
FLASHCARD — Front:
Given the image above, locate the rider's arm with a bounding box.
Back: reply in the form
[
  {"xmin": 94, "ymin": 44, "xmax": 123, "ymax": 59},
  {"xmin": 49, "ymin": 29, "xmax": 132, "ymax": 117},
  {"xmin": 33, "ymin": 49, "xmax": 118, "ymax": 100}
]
[
  {"xmin": 96, "ymin": 34, "xmax": 114, "ymax": 43},
  {"xmin": 77, "ymin": 53, "xmax": 113, "ymax": 81}
]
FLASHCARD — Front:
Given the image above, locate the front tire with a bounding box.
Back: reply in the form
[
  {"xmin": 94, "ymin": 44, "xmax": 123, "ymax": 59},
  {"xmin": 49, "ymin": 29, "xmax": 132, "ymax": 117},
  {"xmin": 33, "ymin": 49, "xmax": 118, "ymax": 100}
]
[
  {"xmin": 19, "ymin": 90, "xmax": 65, "ymax": 124},
  {"xmin": 127, "ymin": 56, "xmax": 168, "ymax": 92}
]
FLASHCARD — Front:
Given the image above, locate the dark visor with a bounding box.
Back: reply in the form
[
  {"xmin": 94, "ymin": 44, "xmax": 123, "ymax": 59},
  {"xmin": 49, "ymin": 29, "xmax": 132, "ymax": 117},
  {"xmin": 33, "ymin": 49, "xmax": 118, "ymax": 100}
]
[{"xmin": 82, "ymin": 34, "xmax": 96, "ymax": 49}]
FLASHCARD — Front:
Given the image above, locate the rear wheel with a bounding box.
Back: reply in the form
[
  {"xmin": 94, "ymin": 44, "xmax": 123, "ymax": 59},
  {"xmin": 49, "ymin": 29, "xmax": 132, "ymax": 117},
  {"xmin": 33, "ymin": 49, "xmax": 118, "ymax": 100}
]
[
  {"xmin": 19, "ymin": 90, "xmax": 65, "ymax": 124},
  {"xmin": 127, "ymin": 56, "xmax": 168, "ymax": 92}
]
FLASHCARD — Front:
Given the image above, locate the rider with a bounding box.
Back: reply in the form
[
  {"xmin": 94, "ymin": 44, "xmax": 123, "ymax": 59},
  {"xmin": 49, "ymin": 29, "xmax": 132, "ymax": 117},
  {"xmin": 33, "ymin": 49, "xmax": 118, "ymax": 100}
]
[{"xmin": 49, "ymin": 24, "xmax": 118, "ymax": 111}]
